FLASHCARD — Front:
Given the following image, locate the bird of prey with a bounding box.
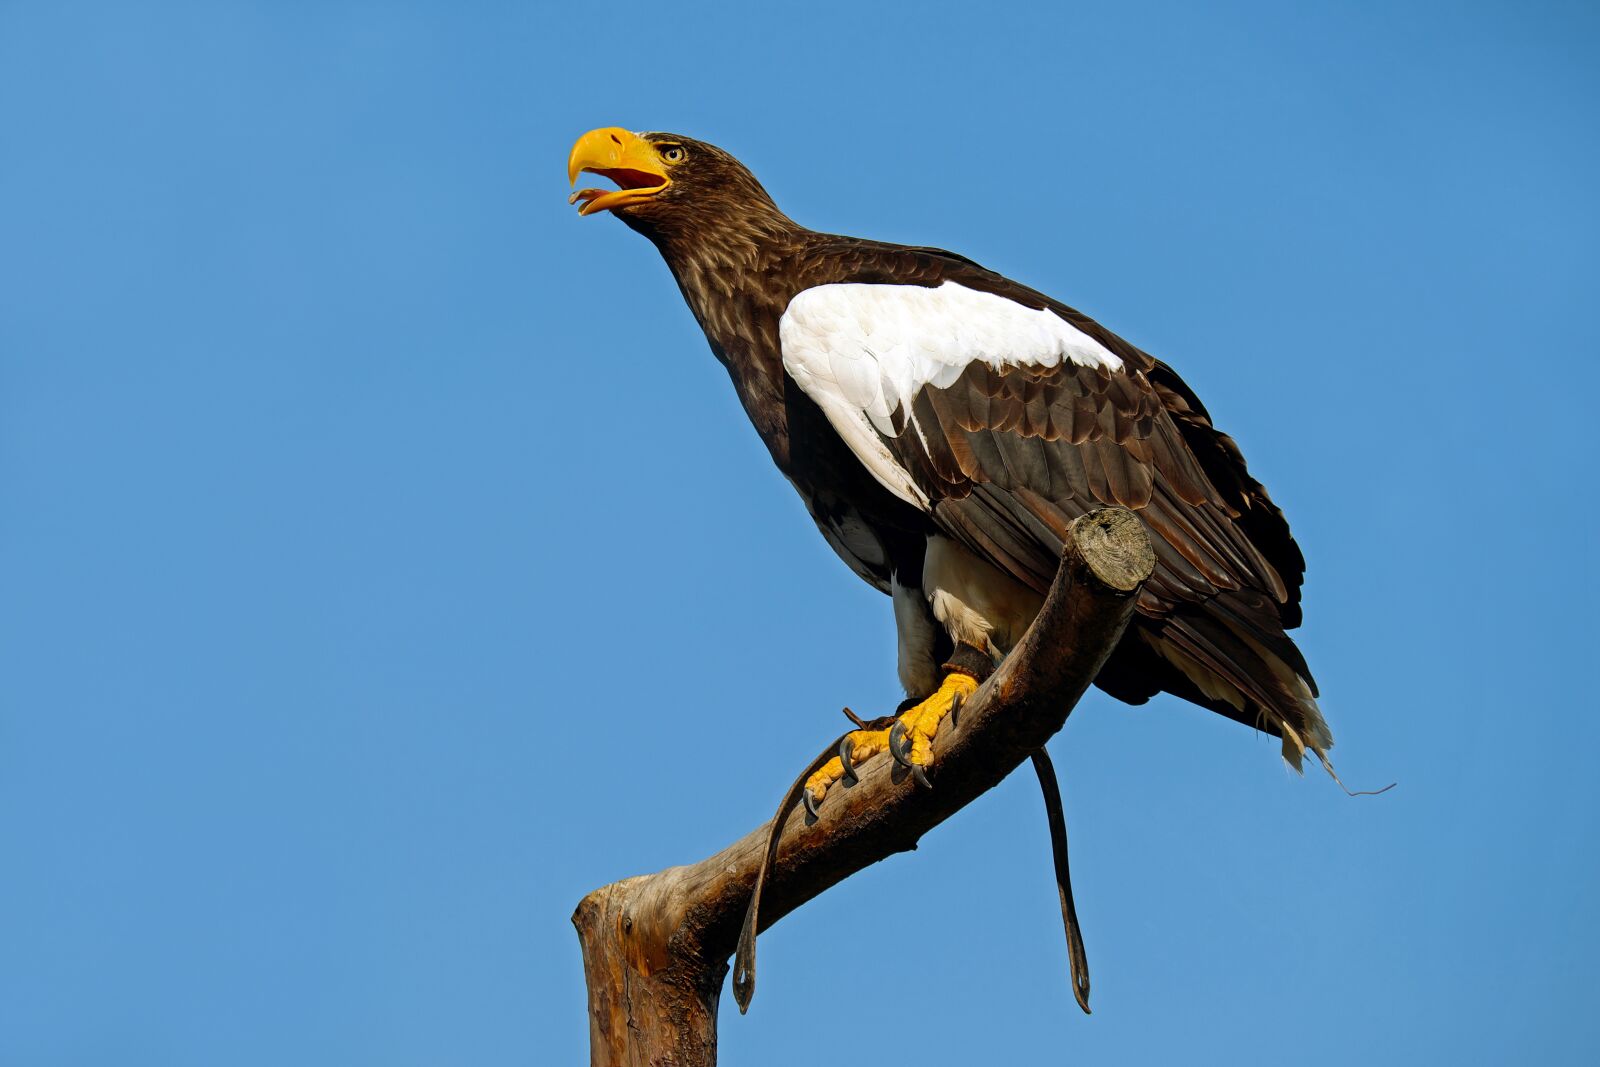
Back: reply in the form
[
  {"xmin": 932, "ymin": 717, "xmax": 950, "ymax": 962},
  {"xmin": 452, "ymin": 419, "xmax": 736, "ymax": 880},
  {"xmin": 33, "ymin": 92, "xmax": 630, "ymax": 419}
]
[{"xmin": 566, "ymin": 127, "xmax": 1333, "ymax": 820}]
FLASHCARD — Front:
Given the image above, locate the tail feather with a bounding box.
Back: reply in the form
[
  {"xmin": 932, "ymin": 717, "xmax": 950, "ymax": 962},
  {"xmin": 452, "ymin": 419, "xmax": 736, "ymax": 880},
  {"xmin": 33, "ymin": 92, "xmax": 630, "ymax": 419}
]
[{"xmin": 1095, "ymin": 599, "xmax": 1332, "ymax": 771}]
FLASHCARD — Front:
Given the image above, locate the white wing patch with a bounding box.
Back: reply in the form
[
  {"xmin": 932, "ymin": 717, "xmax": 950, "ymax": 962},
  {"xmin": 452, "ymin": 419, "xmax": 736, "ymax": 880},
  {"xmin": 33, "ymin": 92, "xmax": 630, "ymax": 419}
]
[{"xmin": 780, "ymin": 281, "xmax": 1123, "ymax": 510}]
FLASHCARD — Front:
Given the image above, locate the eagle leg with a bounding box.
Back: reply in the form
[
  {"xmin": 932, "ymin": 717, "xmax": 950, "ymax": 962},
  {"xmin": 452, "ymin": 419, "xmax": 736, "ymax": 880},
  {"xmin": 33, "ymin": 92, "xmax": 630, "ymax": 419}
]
[{"xmin": 802, "ymin": 672, "xmax": 979, "ymax": 810}]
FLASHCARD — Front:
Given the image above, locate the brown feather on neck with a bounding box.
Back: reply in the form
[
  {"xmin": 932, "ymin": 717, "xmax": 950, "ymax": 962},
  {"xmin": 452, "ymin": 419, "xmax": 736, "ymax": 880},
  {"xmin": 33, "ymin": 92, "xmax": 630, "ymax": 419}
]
[{"xmin": 619, "ymin": 190, "xmax": 810, "ymax": 466}]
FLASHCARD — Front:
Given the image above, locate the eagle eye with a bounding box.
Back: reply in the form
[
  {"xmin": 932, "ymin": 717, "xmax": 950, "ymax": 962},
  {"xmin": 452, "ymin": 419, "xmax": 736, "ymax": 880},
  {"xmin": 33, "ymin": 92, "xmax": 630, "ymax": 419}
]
[{"xmin": 660, "ymin": 145, "xmax": 686, "ymax": 164}]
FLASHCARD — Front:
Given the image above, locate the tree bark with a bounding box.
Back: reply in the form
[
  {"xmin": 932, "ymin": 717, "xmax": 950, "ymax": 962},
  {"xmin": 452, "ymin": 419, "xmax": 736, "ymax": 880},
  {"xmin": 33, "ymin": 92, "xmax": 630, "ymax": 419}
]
[{"xmin": 572, "ymin": 507, "xmax": 1155, "ymax": 1066}]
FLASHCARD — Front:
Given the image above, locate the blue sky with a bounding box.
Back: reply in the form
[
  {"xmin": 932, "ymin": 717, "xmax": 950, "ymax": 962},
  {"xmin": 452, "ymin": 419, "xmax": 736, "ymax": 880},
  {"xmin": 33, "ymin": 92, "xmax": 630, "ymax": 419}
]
[{"xmin": 2, "ymin": 1, "xmax": 1596, "ymax": 1063}]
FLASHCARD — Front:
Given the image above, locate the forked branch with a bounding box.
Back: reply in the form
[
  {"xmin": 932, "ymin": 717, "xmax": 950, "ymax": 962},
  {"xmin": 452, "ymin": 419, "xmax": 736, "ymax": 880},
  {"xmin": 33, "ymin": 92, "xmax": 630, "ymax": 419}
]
[{"xmin": 572, "ymin": 507, "xmax": 1156, "ymax": 1066}]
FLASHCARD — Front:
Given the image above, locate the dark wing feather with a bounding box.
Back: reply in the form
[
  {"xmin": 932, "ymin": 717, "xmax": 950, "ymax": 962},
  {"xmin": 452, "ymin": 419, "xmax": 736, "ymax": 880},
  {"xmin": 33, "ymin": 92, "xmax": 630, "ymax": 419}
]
[{"xmin": 819, "ymin": 246, "xmax": 1329, "ymax": 762}]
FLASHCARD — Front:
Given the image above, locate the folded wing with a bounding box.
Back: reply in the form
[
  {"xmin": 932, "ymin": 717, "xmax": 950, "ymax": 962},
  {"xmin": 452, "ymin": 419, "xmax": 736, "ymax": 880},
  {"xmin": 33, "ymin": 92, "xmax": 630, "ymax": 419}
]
[{"xmin": 781, "ymin": 277, "xmax": 1331, "ymax": 766}]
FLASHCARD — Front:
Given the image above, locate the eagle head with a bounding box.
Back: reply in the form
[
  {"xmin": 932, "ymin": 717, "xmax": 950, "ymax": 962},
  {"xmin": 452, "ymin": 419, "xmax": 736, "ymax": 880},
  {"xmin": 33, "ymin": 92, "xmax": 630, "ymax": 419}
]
[{"xmin": 567, "ymin": 128, "xmax": 781, "ymax": 229}]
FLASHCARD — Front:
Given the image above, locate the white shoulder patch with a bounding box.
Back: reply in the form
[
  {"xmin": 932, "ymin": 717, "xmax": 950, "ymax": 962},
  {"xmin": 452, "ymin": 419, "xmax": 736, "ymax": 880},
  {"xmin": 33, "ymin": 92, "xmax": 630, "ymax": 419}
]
[{"xmin": 780, "ymin": 280, "xmax": 1123, "ymax": 509}]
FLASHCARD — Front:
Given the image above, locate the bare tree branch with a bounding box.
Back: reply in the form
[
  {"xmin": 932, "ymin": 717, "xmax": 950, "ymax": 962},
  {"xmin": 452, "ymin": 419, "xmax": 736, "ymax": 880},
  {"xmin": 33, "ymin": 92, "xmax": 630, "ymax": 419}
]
[{"xmin": 572, "ymin": 507, "xmax": 1156, "ymax": 1066}]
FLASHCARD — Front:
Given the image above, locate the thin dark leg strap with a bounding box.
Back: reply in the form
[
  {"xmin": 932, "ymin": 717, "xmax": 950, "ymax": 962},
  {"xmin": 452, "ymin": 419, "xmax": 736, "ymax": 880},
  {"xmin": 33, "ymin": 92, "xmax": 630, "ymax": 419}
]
[{"xmin": 1032, "ymin": 747, "xmax": 1092, "ymax": 1014}]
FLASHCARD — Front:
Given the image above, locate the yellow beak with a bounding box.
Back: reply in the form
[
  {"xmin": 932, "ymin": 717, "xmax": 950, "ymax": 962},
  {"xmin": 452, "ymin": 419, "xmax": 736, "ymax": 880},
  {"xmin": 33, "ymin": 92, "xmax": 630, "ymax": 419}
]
[{"xmin": 567, "ymin": 127, "xmax": 670, "ymax": 216}]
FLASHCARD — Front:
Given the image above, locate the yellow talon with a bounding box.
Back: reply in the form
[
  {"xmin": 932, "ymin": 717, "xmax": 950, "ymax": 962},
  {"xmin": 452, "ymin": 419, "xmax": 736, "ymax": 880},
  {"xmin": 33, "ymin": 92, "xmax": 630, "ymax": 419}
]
[
  {"xmin": 801, "ymin": 672, "xmax": 980, "ymax": 808},
  {"xmin": 803, "ymin": 729, "xmax": 889, "ymax": 805}
]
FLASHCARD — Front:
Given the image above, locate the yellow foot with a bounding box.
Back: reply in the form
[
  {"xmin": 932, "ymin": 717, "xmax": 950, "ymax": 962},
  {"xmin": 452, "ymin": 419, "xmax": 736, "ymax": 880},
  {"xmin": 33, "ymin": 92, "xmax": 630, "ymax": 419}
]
[{"xmin": 802, "ymin": 672, "xmax": 980, "ymax": 816}]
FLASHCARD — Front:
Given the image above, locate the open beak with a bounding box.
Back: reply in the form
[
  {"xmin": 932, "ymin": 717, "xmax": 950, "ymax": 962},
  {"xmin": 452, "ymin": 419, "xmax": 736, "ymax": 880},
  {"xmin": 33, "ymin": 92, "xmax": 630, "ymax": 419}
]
[{"xmin": 567, "ymin": 128, "xmax": 670, "ymax": 216}]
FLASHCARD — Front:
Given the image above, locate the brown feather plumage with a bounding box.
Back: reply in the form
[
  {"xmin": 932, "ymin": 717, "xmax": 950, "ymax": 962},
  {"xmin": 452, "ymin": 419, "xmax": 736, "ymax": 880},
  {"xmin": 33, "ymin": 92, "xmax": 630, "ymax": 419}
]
[{"xmin": 601, "ymin": 132, "xmax": 1328, "ymax": 762}]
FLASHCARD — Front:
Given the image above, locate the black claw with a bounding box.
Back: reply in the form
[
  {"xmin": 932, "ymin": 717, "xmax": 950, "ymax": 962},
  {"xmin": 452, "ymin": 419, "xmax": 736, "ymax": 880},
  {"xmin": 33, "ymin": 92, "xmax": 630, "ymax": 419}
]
[
  {"xmin": 911, "ymin": 763, "xmax": 932, "ymax": 790},
  {"xmin": 889, "ymin": 720, "xmax": 914, "ymax": 768},
  {"xmin": 839, "ymin": 736, "xmax": 859, "ymax": 784},
  {"xmin": 949, "ymin": 691, "xmax": 964, "ymax": 729},
  {"xmin": 803, "ymin": 788, "xmax": 821, "ymax": 819}
]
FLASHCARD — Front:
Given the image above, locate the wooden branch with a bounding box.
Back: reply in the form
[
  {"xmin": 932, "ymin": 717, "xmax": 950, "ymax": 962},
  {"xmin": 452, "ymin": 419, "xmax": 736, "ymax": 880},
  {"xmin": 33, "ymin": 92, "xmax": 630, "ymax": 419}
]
[{"xmin": 572, "ymin": 507, "xmax": 1155, "ymax": 1066}]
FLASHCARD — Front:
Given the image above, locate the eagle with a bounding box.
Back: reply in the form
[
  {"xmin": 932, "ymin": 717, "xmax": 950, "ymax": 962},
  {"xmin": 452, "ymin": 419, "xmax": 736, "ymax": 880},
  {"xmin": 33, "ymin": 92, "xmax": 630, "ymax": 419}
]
[{"xmin": 567, "ymin": 127, "xmax": 1333, "ymax": 819}]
